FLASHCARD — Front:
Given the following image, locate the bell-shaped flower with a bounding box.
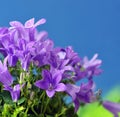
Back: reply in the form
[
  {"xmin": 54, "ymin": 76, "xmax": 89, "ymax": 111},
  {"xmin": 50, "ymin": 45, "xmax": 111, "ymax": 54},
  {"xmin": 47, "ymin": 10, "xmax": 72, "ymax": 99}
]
[
  {"xmin": 82, "ymin": 54, "xmax": 102, "ymax": 79},
  {"xmin": 35, "ymin": 70, "xmax": 66, "ymax": 98},
  {"xmin": 0, "ymin": 57, "xmax": 13, "ymax": 86},
  {"xmin": 103, "ymin": 101, "xmax": 120, "ymax": 117},
  {"xmin": 66, "ymin": 80, "xmax": 95, "ymax": 112},
  {"xmin": 4, "ymin": 84, "xmax": 21, "ymax": 102},
  {"xmin": 24, "ymin": 18, "xmax": 46, "ymax": 28}
]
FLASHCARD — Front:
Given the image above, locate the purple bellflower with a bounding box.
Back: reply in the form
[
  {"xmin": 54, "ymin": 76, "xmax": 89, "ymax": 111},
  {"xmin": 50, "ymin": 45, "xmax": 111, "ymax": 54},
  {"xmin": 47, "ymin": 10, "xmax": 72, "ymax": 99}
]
[
  {"xmin": 73, "ymin": 54, "xmax": 102, "ymax": 81},
  {"xmin": 76, "ymin": 80, "xmax": 95, "ymax": 103},
  {"xmin": 35, "ymin": 70, "xmax": 66, "ymax": 98},
  {"xmin": 82, "ymin": 54, "xmax": 102, "ymax": 79},
  {"xmin": 0, "ymin": 27, "xmax": 8, "ymax": 36},
  {"xmin": 103, "ymin": 101, "xmax": 120, "ymax": 117},
  {"xmin": 16, "ymin": 39, "xmax": 35, "ymax": 70},
  {"xmin": 62, "ymin": 46, "xmax": 80, "ymax": 66},
  {"xmin": 48, "ymin": 51, "xmax": 72, "ymax": 71},
  {"xmin": 65, "ymin": 83, "xmax": 80, "ymax": 112},
  {"xmin": 0, "ymin": 34, "xmax": 18, "ymax": 66},
  {"xmin": 4, "ymin": 84, "xmax": 21, "ymax": 102},
  {"xmin": 24, "ymin": 18, "xmax": 46, "ymax": 41},
  {"xmin": 0, "ymin": 56, "xmax": 13, "ymax": 86},
  {"xmin": 24, "ymin": 18, "xmax": 46, "ymax": 28},
  {"xmin": 32, "ymin": 39, "xmax": 54, "ymax": 67},
  {"xmin": 66, "ymin": 80, "xmax": 95, "ymax": 112}
]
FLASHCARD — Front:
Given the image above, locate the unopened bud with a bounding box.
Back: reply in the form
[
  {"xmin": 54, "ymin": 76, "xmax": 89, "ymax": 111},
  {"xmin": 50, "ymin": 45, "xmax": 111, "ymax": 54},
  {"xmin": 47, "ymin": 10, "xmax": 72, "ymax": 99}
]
[
  {"xmin": 30, "ymin": 91, "xmax": 35, "ymax": 100},
  {"xmin": 20, "ymin": 72, "xmax": 25, "ymax": 84}
]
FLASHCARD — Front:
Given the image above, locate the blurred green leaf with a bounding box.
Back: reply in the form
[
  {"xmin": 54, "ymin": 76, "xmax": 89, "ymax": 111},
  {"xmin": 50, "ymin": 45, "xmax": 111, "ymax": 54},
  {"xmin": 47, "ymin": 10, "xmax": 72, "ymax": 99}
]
[
  {"xmin": 12, "ymin": 106, "xmax": 24, "ymax": 117},
  {"xmin": 77, "ymin": 86, "xmax": 120, "ymax": 117},
  {"xmin": 2, "ymin": 104, "xmax": 12, "ymax": 116},
  {"xmin": 105, "ymin": 86, "xmax": 120, "ymax": 102}
]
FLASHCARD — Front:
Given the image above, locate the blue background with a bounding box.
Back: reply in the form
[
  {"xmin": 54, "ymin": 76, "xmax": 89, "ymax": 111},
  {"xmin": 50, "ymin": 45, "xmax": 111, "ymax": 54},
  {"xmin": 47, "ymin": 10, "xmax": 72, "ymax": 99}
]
[{"xmin": 0, "ymin": 0, "xmax": 120, "ymax": 96}]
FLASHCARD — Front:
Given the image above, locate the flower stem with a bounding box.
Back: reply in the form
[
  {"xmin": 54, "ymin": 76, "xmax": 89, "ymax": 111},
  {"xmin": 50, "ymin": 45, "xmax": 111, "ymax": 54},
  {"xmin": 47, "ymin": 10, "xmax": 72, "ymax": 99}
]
[
  {"xmin": 40, "ymin": 91, "xmax": 46, "ymax": 113},
  {"xmin": 31, "ymin": 105, "xmax": 38, "ymax": 116},
  {"xmin": 43, "ymin": 97, "xmax": 50, "ymax": 113}
]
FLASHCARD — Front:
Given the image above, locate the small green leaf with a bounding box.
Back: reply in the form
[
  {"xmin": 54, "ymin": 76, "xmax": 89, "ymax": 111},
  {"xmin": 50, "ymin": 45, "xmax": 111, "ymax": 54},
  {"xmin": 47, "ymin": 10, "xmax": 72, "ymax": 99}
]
[{"xmin": 17, "ymin": 97, "xmax": 26, "ymax": 105}]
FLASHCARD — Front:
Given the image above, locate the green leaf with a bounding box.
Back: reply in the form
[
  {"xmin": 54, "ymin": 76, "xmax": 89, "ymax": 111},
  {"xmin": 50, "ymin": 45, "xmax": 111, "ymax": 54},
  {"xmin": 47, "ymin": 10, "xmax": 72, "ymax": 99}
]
[
  {"xmin": 0, "ymin": 91, "xmax": 13, "ymax": 104},
  {"xmin": 105, "ymin": 86, "xmax": 120, "ymax": 102},
  {"xmin": 12, "ymin": 106, "xmax": 25, "ymax": 117},
  {"xmin": 17, "ymin": 97, "xmax": 26, "ymax": 105},
  {"xmin": 2, "ymin": 104, "xmax": 11, "ymax": 116}
]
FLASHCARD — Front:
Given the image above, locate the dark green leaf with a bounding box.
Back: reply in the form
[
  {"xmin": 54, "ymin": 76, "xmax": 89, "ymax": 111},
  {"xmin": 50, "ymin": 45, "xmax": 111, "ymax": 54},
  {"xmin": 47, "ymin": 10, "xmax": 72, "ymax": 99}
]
[{"xmin": 0, "ymin": 91, "xmax": 13, "ymax": 104}]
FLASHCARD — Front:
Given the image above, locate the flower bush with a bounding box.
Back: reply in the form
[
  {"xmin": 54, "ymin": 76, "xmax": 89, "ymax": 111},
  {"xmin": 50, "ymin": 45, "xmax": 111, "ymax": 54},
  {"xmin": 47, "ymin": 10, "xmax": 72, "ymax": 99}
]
[{"xmin": 0, "ymin": 18, "xmax": 119, "ymax": 117}]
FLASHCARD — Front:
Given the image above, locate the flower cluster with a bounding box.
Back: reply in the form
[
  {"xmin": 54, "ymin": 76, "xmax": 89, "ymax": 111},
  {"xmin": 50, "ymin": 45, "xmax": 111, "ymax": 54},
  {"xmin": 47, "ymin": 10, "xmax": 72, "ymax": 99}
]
[{"xmin": 0, "ymin": 18, "xmax": 119, "ymax": 116}]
